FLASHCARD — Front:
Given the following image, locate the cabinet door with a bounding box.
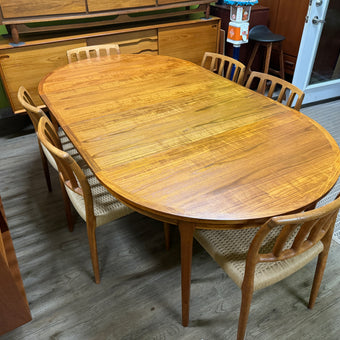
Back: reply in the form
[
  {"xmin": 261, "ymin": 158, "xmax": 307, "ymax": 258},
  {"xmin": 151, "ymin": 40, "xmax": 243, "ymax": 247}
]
[
  {"xmin": 158, "ymin": 21, "xmax": 220, "ymax": 65},
  {"xmin": 87, "ymin": 0, "xmax": 155, "ymax": 12},
  {"xmin": 87, "ymin": 30, "xmax": 158, "ymax": 55},
  {"xmin": 0, "ymin": 40, "xmax": 86, "ymax": 113},
  {"xmin": 258, "ymin": 0, "xmax": 309, "ymax": 73},
  {"xmin": 0, "ymin": 0, "xmax": 86, "ymax": 18}
]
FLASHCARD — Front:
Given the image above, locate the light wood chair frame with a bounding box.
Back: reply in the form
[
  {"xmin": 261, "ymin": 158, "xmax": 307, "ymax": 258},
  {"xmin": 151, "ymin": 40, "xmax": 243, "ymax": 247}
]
[
  {"xmin": 201, "ymin": 52, "xmax": 246, "ymax": 85},
  {"xmin": 195, "ymin": 193, "xmax": 340, "ymax": 340},
  {"xmin": 37, "ymin": 117, "xmax": 134, "ymax": 283},
  {"xmin": 245, "ymin": 71, "xmax": 305, "ymax": 110},
  {"xmin": 67, "ymin": 43, "xmax": 120, "ymax": 63},
  {"xmin": 17, "ymin": 86, "xmax": 74, "ymax": 232},
  {"xmin": 236, "ymin": 194, "xmax": 340, "ymax": 339},
  {"xmin": 38, "ymin": 117, "xmax": 101, "ymax": 282},
  {"xmin": 17, "ymin": 86, "xmax": 52, "ymax": 190}
]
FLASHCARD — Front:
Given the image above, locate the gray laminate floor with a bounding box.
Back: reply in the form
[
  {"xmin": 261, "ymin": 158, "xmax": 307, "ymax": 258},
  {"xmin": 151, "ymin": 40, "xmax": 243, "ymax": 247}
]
[{"xmin": 0, "ymin": 99, "xmax": 340, "ymax": 340}]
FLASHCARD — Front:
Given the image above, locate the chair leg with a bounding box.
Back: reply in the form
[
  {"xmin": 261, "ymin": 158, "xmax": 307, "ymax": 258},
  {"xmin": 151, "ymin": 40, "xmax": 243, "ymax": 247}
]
[
  {"xmin": 309, "ymin": 225, "xmax": 334, "ymax": 309},
  {"xmin": 237, "ymin": 285, "xmax": 254, "ymax": 340},
  {"xmin": 38, "ymin": 142, "xmax": 52, "ymax": 192},
  {"xmin": 278, "ymin": 41, "xmax": 285, "ymax": 80},
  {"xmin": 308, "ymin": 249, "xmax": 330, "ymax": 309},
  {"xmin": 58, "ymin": 178, "xmax": 74, "ymax": 232},
  {"xmin": 263, "ymin": 42, "xmax": 272, "ymax": 75},
  {"xmin": 86, "ymin": 220, "xmax": 100, "ymax": 284},
  {"xmin": 164, "ymin": 222, "xmax": 170, "ymax": 250},
  {"xmin": 245, "ymin": 42, "xmax": 259, "ymax": 79}
]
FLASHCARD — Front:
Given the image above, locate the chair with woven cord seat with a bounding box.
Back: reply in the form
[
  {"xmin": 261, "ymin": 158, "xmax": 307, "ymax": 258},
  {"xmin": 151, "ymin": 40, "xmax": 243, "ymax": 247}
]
[
  {"xmin": 17, "ymin": 86, "xmax": 83, "ymax": 231},
  {"xmin": 67, "ymin": 43, "xmax": 120, "ymax": 63},
  {"xmin": 37, "ymin": 116, "xmax": 133, "ymax": 283},
  {"xmin": 245, "ymin": 71, "xmax": 305, "ymax": 110},
  {"xmin": 194, "ymin": 193, "xmax": 340, "ymax": 340},
  {"xmin": 201, "ymin": 52, "xmax": 246, "ymax": 84}
]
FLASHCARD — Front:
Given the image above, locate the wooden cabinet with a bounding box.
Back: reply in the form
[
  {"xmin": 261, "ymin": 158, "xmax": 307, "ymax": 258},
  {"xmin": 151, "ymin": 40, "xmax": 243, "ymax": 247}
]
[
  {"xmin": 159, "ymin": 22, "xmax": 220, "ymax": 65},
  {"xmin": 258, "ymin": 0, "xmax": 309, "ymax": 74},
  {"xmin": 0, "ymin": 1, "xmax": 211, "ymax": 22},
  {"xmin": 0, "ymin": 16, "xmax": 220, "ymax": 113},
  {"xmin": 0, "ymin": 195, "xmax": 31, "ymax": 336}
]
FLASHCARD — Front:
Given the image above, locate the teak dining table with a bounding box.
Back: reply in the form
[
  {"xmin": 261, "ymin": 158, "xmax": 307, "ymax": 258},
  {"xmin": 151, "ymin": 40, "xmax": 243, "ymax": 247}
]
[{"xmin": 38, "ymin": 54, "xmax": 340, "ymax": 326}]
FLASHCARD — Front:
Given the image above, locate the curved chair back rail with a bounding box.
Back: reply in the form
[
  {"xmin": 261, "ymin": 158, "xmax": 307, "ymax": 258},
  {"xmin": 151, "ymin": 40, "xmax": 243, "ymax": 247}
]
[
  {"xmin": 201, "ymin": 52, "xmax": 246, "ymax": 85},
  {"xmin": 194, "ymin": 193, "xmax": 340, "ymax": 340},
  {"xmin": 67, "ymin": 43, "xmax": 120, "ymax": 63},
  {"xmin": 17, "ymin": 86, "xmax": 46, "ymax": 131},
  {"xmin": 245, "ymin": 71, "xmax": 305, "ymax": 110}
]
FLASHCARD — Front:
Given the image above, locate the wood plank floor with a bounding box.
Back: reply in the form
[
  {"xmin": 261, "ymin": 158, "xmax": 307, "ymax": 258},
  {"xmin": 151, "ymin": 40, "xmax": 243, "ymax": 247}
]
[{"xmin": 0, "ymin": 100, "xmax": 339, "ymax": 340}]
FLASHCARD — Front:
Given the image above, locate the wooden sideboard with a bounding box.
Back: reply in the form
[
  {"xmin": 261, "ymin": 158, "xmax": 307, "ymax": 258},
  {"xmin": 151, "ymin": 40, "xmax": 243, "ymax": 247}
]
[
  {"xmin": 0, "ymin": 195, "xmax": 31, "ymax": 336},
  {"xmin": 0, "ymin": 2, "xmax": 220, "ymax": 114},
  {"xmin": 0, "ymin": 1, "xmax": 212, "ymax": 44}
]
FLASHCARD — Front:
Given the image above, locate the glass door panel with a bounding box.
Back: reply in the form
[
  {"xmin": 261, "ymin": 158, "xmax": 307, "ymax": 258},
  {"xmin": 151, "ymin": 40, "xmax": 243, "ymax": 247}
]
[{"xmin": 309, "ymin": 0, "xmax": 340, "ymax": 85}]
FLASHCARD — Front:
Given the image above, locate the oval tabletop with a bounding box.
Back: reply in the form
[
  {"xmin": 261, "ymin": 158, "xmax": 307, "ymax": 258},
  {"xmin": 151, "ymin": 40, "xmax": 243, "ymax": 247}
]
[{"xmin": 39, "ymin": 54, "xmax": 340, "ymax": 224}]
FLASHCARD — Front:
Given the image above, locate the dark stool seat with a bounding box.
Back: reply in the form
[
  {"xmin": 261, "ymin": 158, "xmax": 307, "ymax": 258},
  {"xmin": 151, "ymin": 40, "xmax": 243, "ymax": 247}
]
[
  {"xmin": 249, "ymin": 25, "xmax": 285, "ymax": 43},
  {"xmin": 245, "ymin": 25, "xmax": 285, "ymax": 81}
]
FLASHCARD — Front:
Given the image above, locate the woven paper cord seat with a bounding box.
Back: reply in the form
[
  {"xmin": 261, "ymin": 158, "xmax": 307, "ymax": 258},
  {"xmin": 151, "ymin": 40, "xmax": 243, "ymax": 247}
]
[
  {"xmin": 65, "ymin": 166, "xmax": 133, "ymax": 227},
  {"xmin": 194, "ymin": 227, "xmax": 323, "ymax": 291}
]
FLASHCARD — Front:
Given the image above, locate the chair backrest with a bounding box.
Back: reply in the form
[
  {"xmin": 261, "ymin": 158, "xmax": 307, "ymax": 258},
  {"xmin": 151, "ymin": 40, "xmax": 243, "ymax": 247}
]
[
  {"xmin": 37, "ymin": 117, "xmax": 95, "ymax": 218},
  {"xmin": 67, "ymin": 43, "xmax": 120, "ymax": 63},
  {"xmin": 245, "ymin": 194, "xmax": 340, "ymax": 276},
  {"xmin": 201, "ymin": 52, "xmax": 246, "ymax": 84},
  {"xmin": 245, "ymin": 71, "xmax": 305, "ymax": 110},
  {"xmin": 37, "ymin": 116, "xmax": 89, "ymax": 197},
  {"xmin": 17, "ymin": 86, "xmax": 47, "ymax": 131}
]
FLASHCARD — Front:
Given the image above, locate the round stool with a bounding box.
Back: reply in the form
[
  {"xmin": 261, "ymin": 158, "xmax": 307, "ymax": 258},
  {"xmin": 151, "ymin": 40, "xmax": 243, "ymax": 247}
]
[{"xmin": 245, "ymin": 25, "xmax": 285, "ymax": 80}]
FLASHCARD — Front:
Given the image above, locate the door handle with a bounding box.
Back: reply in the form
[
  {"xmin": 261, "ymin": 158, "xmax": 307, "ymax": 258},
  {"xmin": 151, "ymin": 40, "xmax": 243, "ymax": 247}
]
[{"xmin": 312, "ymin": 16, "xmax": 326, "ymax": 24}]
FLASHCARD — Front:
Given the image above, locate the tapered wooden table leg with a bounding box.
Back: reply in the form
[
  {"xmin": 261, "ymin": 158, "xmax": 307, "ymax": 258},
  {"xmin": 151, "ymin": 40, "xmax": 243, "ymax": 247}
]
[{"xmin": 178, "ymin": 221, "xmax": 195, "ymax": 327}]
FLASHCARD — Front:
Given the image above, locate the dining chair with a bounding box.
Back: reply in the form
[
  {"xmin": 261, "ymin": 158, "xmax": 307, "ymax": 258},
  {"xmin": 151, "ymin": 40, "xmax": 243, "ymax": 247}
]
[
  {"xmin": 37, "ymin": 116, "xmax": 133, "ymax": 283},
  {"xmin": 245, "ymin": 71, "xmax": 305, "ymax": 110},
  {"xmin": 17, "ymin": 86, "xmax": 53, "ymax": 191},
  {"xmin": 17, "ymin": 86, "xmax": 81, "ymax": 232},
  {"xmin": 201, "ymin": 52, "xmax": 246, "ymax": 84},
  {"xmin": 67, "ymin": 43, "xmax": 120, "ymax": 63},
  {"xmin": 194, "ymin": 193, "xmax": 340, "ymax": 340}
]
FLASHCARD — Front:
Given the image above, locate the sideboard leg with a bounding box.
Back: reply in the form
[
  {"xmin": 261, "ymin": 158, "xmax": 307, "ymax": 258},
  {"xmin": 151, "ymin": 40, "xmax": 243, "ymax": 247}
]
[
  {"xmin": 10, "ymin": 25, "xmax": 20, "ymax": 44},
  {"xmin": 205, "ymin": 4, "xmax": 210, "ymax": 19}
]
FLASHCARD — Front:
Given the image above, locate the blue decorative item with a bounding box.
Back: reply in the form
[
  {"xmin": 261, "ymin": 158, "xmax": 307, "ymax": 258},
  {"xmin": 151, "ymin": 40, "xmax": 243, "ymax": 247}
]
[
  {"xmin": 223, "ymin": 0, "xmax": 258, "ymax": 5},
  {"xmin": 223, "ymin": 0, "xmax": 258, "ymax": 78}
]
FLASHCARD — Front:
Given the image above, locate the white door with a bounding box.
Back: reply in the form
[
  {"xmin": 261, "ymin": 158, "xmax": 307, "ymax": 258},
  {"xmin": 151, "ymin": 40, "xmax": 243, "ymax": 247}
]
[{"xmin": 293, "ymin": 0, "xmax": 340, "ymax": 104}]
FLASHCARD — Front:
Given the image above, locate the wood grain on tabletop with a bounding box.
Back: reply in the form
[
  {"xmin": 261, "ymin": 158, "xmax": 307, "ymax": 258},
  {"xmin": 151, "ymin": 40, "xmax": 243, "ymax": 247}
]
[{"xmin": 39, "ymin": 54, "xmax": 340, "ymax": 224}]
